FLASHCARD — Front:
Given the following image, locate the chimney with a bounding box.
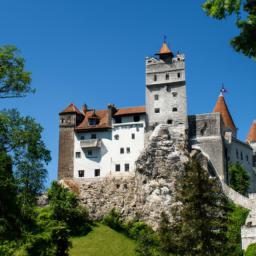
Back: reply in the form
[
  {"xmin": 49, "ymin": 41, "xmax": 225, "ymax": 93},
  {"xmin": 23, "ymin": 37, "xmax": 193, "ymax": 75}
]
[{"xmin": 107, "ymin": 104, "xmax": 116, "ymax": 126}]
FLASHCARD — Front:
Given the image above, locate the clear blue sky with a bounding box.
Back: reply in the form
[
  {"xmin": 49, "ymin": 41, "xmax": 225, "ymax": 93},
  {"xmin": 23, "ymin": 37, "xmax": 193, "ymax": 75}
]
[{"xmin": 1, "ymin": 0, "xmax": 255, "ymax": 185}]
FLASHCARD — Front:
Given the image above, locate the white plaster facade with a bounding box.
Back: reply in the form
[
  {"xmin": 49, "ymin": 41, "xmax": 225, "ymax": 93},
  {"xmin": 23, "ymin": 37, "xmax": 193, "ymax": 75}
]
[{"xmin": 73, "ymin": 114, "xmax": 145, "ymax": 179}]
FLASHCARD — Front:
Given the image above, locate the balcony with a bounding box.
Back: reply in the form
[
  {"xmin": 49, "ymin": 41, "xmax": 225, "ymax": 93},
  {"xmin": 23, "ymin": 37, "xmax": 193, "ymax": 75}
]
[{"xmin": 80, "ymin": 139, "xmax": 102, "ymax": 149}]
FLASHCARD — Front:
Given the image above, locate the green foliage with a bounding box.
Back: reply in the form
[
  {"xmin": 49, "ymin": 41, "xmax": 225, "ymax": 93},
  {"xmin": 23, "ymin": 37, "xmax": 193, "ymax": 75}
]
[
  {"xmin": 0, "ymin": 109, "xmax": 51, "ymax": 208},
  {"xmin": 170, "ymin": 156, "xmax": 231, "ymax": 255},
  {"xmin": 229, "ymin": 163, "xmax": 250, "ymax": 195},
  {"xmin": 202, "ymin": 0, "xmax": 256, "ymax": 59},
  {"xmin": 47, "ymin": 181, "xmax": 92, "ymax": 236},
  {"xmin": 226, "ymin": 203, "xmax": 249, "ymax": 255},
  {"xmin": 0, "ymin": 45, "xmax": 34, "ymax": 98},
  {"xmin": 102, "ymin": 209, "xmax": 124, "ymax": 232},
  {"xmin": 245, "ymin": 243, "xmax": 256, "ymax": 256},
  {"xmin": 0, "ymin": 150, "xmax": 21, "ymax": 240}
]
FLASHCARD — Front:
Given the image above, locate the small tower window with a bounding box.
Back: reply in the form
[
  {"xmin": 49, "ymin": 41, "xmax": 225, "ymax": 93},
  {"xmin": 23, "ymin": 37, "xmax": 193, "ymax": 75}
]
[
  {"xmin": 172, "ymin": 92, "xmax": 178, "ymax": 97},
  {"xmin": 78, "ymin": 170, "xmax": 84, "ymax": 177},
  {"xmin": 134, "ymin": 115, "xmax": 140, "ymax": 122},
  {"xmin": 153, "ymin": 74, "xmax": 157, "ymax": 81},
  {"xmin": 172, "ymin": 107, "xmax": 178, "ymax": 112},
  {"xmin": 154, "ymin": 94, "xmax": 159, "ymax": 101},
  {"xmin": 75, "ymin": 152, "xmax": 81, "ymax": 158},
  {"xmin": 91, "ymin": 134, "xmax": 97, "ymax": 139},
  {"xmin": 167, "ymin": 119, "xmax": 173, "ymax": 124},
  {"xmin": 115, "ymin": 164, "xmax": 121, "ymax": 172},
  {"xmin": 166, "ymin": 73, "xmax": 169, "ymax": 80},
  {"xmin": 120, "ymin": 148, "xmax": 124, "ymax": 154},
  {"xmin": 94, "ymin": 169, "xmax": 100, "ymax": 177},
  {"xmin": 126, "ymin": 147, "xmax": 130, "ymax": 154},
  {"xmin": 125, "ymin": 164, "xmax": 130, "ymax": 172},
  {"xmin": 155, "ymin": 108, "xmax": 160, "ymax": 113},
  {"xmin": 114, "ymin": 134, "xmax": 119, "ymax": 140},
  {"xmin": 177, "ymin": 72, "xmax": 181, "ymax": 78},
  {"xmin": 131, "ymin": 133, "xmax": 135, "ymax": 139}
]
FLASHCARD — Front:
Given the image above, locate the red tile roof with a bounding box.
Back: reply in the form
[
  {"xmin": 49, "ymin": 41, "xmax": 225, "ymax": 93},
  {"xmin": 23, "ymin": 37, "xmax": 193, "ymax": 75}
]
[
  {"xmin": 247, "ymin": 121, "xmax": 256, "ymax": 143},
  {"xmin": 60, "ymin": 103, "xmax": 83, "ymax": 115},
  {"xmin": 75, "ymin": 109, "xmax": 111, "ymax": 131},
  {"xmin": 213, "ymin": 94, "xmax": 237, "ymax": 133},
  {"xmin": 114, "ymin": 106, "xmax": 146, "ymax": 116}
]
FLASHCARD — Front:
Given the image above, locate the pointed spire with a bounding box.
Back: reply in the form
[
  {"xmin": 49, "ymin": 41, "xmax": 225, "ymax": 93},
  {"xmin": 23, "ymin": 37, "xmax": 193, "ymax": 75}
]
[
  {"xmin": 213, "ymin": 92, "xmax": 237, "ymax": 134},
  {"xmin": 156, "ymin": 37, "xmax": 174, "ymax": 59},
  {"xmin": 60, "ymin": 103, "xmax": 83, "ymax": 115},
  {"xmin": 247, "ymin": 121, "xmax": 256, "ymax": 143}
]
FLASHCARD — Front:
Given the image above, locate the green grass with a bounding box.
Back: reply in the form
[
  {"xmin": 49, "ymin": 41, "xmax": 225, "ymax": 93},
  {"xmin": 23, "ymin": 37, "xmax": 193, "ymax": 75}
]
[{"xmin": 70, "ymin": 224, "xmax": 137, "ymax": 256}]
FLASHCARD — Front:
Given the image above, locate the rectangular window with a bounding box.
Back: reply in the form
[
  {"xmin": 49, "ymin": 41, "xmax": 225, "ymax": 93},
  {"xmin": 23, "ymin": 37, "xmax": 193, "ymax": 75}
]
[
  {"xmin": 153, "ymin": 74, "xmax": 157, "ymax": 81},
  {"xmin": 177, "ymin": 72, "xmax": 181, "ymax": 78},
  {"xmin": 80, "ymin": 135, "xmax": 85, "ymax": 140},
  {"xmin": 166, "ymin": 73, "xmax": 169, "ymax": 80},
  {"xmin": 172, "ymin": 92, "xmax": 178, "ymax": 97},
  {"xmin": 172, "ymin": 107, "xmax": 178, "ymax": 112},
  {"xmin": 75, "ymin": 152, "xmax": 81, "ymax": 158},
  {"xmin": 154, "ymin": 94, "xmax": 159, "ymax": 101},
  {"xmin": 115, "ymin": 164, "xmax": 121, "ymax": 172},
  {"xmin": 78, "ymin": 170, "xmax": 84, "ymax": 177},
  {"xmin": 115, "ymin": 116, "xmax": 122, "ymax": 123},
  {"xmin": 91, "ymin": 134, "xmax": 97, "ymax": 139},
  {"xmin": 125, "ymin": 164, "xmax": 130, "ymax": 172},
  {"xmin": 126, "ymin": 147, "xmax": 130, "ymax": 153},
  {"xmin": 120, "ymin": 148, "xmax": 124, "ymax": 154},
  {"xmin": 134, "ymin": 115, "xmax": 140, "ymax": 122},
  {"xmin": 155, "ymin": 108, "xmax": 160, "ymax": 113},
  {"xmin": 87, "ymin": 150, "xmax": 93, "ymax": 156},
  {"xmin": 94, "ymin": 169, "xmax": 100, "ymax": 177},
  {"xmin": 241, "ymin": 152, "xmax": 243, "ymax": 160},
  {"xmin": 131, "ymin": 133, "xmax": 135, "ymax": 139}
]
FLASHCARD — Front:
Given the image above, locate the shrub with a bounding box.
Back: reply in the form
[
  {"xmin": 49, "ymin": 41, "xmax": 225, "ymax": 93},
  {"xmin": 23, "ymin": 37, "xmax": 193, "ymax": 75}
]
[
  {"xmin": 245, "ymin": 243, "xmax": 256, "ymax": 256},
  {"xmin": 102, "ymin": 209, "xmax": 123, "ymax": 232}
]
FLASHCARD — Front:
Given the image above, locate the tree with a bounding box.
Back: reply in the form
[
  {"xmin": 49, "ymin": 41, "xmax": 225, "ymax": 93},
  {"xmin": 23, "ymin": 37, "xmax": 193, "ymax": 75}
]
[
  {"xmin": 229, "ymin": 163, "xmax": 250, "ymax": 196},
  {"xmin": 0, "ymin": 109, "xmax": 51, "ymax": 209},
  {"xmin": 0, "ymin": 45, "xmax": 34, "ymax": 98},
  {"xmin": 170, "ymin": 156, "xmax": 231, "ymax": 255},
  {"xmin": 202, "ymin": 0, "xmax": 256, "ymax": 59}
]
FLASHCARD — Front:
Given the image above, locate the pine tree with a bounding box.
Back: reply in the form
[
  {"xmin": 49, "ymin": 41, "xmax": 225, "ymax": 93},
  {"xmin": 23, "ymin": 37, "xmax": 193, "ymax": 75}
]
[{"xmin": 170, "ymin": 156, "xmax": 231, "ymax": 256}]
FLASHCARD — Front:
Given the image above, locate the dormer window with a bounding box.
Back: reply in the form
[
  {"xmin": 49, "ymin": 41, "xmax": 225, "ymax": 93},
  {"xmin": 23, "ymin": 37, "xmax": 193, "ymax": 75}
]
[{"xmin": 88, "ymin": 118, "xmax": 99, "ymax": 126}]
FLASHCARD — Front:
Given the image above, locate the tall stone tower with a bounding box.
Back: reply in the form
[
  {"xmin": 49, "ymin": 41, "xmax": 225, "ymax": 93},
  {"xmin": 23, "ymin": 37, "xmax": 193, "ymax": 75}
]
[
  {"xmin": 145, "ymin": 39, "xmax": 187, "ymax": 132},
  {"xmin": 58, "ymin": 103, "xmax": 84, "ymax": 179},
  {"xmin": 247, "ymin": 120, "xmax": 256, "ymax": 168}
]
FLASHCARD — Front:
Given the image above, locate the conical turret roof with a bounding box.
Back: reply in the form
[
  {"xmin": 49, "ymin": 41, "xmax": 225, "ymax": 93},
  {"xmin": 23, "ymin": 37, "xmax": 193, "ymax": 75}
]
[
  {"xmin": 247, "ymin": 121, "xmax": 256, "ymax": 143},
  {"xmin": 213, "ymin": 93, "xmax": 237, "ymax": 133}
]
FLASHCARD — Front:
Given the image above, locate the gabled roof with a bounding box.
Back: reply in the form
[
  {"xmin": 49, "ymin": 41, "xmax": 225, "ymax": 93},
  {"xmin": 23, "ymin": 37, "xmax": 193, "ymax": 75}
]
[
  {"xmin": 60, "ymin": 103, "xmax": 83, "ymax": 115},
  {"xmin": 247, "ymin": 121, "xmax": 256, "ymax": 143},
  {"xmin": 213, "ymin": 93, "xmax": 237, "ymax": 133},
  {"xmin": 114, "ymin": 106, "xmax": 146, "ymax": 116},
  {"xmin": 75, "ymin": 109, "xmax": 111, "ymax": 131}
]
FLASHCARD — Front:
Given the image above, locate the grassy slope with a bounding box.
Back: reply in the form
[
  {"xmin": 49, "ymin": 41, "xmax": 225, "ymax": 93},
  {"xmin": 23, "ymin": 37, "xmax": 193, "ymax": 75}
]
[{"xmin": 70, "ymin": 224, "xmax": 137, "ymax": 256}]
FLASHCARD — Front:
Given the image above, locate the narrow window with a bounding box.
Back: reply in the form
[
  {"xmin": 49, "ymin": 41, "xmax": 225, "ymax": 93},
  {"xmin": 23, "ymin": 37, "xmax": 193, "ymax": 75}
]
[
  {"xmin": 91, "ymin": 134, "xmax": 97, "ymax": 139},
  {"xmin": 154, "ymin": 94, "xmax": 159, "ymax": 101},
  {"xmin": 177, "ymin": 72, "xmax": 181, "ymax": 78},
  {"xmin": 172, "ymin": 92, "xmax": 178, "ymax": 97},
  {"xmin": 61, "ymin": 118, "xmax": 65, "ymax": 124},
  {"xmin": 236, "ymin": 149, "xmax": 239, "ymax": 159},
  {"xmin": 120, "ymin": 148, "xmax": 124, "ymax": 154},
  {"xmin": 166, "ymin": 73, "xmax": 169, "ymax": 80},
  {"xmin": 94, "ymin": 169, "xmax": 100, "ymax": 177},
  {"xmin": 155, "ymin": 108, "xmax": 160, "ymax": 113},
  {"xmin": 75, "ymin": 152, "xmax": 81, "ymax": 158},
  {"xmin": 134, "ymin": 115, "xmax": 140, "ymax": 122},
  {"xmin": 246, "ymin": 155, "xmax": 249, "ymax": 162},
  {"xmin": 172, "ymin": 107, "xmax": 178, "ymax": 112},
  {"xmin": 131, "ymin": 133, "xmax": 135, "ymax": 139},
  {"xmin": 126, "ymin": 147, "xmax": 130, "ymax": 154},
  {"xmin": 78, "ymin": 170, "xmax": 84, "ymax": 177},
  {"xmin": 115, "ymin": 164, "xmax": 121, "ymax": 172},
  {"xmin": 80, "ymin": 135, "xmax": 85, "ymax": 140},
  {"xmin": 114, "ymin": 134, "xmax": 119, "ymax": 140},
  {"xmin": 153, "ymin": 74, "xmax": 157, "ymax": 81},
  {"xmin": 167, "ymin": 119, "xmax": 173, "ymax": 124},
  {"xmin": 125, "ymin": 164, "xmax": 130, "ymax": 172},
  {"xmin": 241, "ymin": 152, "xmax": 243, "ymax": 160}
]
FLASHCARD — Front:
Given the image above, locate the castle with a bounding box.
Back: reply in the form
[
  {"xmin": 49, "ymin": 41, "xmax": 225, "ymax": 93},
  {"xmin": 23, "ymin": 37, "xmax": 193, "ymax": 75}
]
[{"xmin": 58, "ymin": 40, "xmax": 256, "ymax": 192}]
